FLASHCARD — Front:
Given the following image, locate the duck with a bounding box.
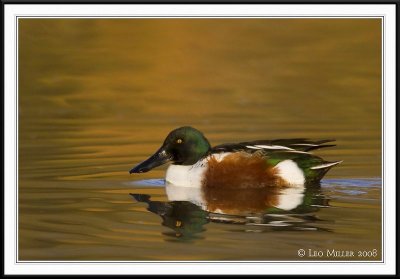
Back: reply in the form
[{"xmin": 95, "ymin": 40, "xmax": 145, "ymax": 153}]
[{"xmin": 129, "ymin": 126, "xmax": 342, "ymax": 191}]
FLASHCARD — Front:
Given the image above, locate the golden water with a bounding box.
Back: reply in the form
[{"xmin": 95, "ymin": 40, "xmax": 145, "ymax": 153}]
[{"xmin": 18, "ymin": 18, "xmax": 381, "ymax": 261}]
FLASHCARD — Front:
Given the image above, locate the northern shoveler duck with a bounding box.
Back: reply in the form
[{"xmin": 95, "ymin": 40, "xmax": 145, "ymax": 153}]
[{"xmin": 129, "ymin": 126, "xmax": 342, "ymax": 190}]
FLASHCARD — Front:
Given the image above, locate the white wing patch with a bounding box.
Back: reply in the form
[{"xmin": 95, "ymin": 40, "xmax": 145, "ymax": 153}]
[
  {"xmin": 290, "ymin": 143, "xmax": 318, "ymax": 147},
  {"xmin": 310, "ymin": 161, "xmax": 343, "ymax": 170},
  {"xmin": 274, "ymin": 160, "xmax": 305, "ymax": 185},
  {"xmin": 246, "ymin": 145, "xmax": 294, "ymax": 150},
  {"xmin": 255, "ymin": 145, "xmax": 294, "ymax": 150}
]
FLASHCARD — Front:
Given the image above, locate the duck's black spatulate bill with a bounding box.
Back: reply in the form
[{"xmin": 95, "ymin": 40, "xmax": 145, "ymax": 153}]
[{"xmin": 129, "ymin": 147, "xmax": 173, "ymax": 174}]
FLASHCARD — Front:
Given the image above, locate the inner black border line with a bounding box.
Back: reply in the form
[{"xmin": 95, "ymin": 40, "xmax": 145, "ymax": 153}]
[
  {"xmin": 2, "ymin": 1, "xmax": 399, "ymax": 5},
  {"xmin": 13, "ymin": 15, "xmax": 386, "ymax": 265},
  {"xmin": 381, "ymin": 12, "xmax": 385, "ymax": 270},
  {"xmin": 13, "ymin": 15, "xmax": 385, "ymax": 18},
  {"xmin": 15, "ymin": 12, "xmax": 19, "ymax": 266}
]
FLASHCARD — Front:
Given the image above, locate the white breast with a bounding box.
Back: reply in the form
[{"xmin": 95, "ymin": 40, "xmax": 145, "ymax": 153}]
[
  {"xmin": 165, "ymin": 153, "xmax": 232, "ymax": 188},
  {"xmin": 165, "ymin": 164, "xmax": 205, "ymax": 188}
]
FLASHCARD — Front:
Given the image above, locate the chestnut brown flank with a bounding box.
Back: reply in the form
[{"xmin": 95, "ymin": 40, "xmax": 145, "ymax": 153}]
[
  {"xmin": 203, "ymin": 152, "xmax": 282, "ymax": 189},
  {"xmin": 202, "ymin": 152, "xmax": 285, "ymax": 214}
]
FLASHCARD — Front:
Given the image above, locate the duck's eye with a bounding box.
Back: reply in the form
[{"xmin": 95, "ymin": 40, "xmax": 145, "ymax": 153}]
[{"xmin": 176, "ymin": 138, "xmax": 183, "ymax": 144}]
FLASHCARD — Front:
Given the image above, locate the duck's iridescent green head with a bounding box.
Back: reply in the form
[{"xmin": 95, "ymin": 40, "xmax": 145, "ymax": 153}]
[{"xmin": 129, "ymin": 126, "xmax": 211, "ymax": 174}]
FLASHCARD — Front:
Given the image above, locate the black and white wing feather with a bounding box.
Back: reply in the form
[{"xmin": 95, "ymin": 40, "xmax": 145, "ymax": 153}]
[{"xmin": 211, "ymin": 138, "xmax": 336, "ymax": 154}]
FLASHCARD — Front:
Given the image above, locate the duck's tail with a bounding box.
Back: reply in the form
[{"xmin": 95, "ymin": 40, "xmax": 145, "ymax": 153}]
[
  {"xmin": 307, "ymin": 160, "xmax": 343, "ymax": 184},
  {"xmin": 310, "ymin": 160, "xmax": 343, "ymax": 170}
]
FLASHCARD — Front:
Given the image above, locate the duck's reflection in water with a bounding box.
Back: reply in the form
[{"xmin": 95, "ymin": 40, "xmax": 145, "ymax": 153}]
[
  {"xmin": 131, "ymin": 194, "xmax": 209, "ymax": 240},
  {"xmin": 130, "ymin": 183, "xmax": 331, "ymax": 240}
]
